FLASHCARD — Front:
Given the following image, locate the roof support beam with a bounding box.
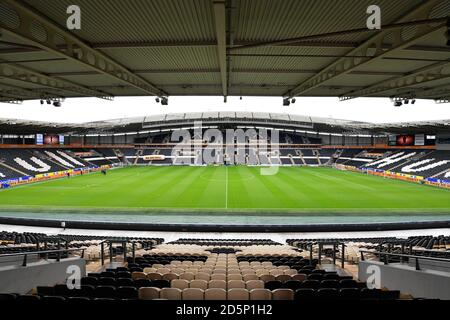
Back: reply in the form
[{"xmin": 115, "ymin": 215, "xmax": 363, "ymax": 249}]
[
  {"xmin": 417, "ymin": 83, "xmax": 450, "ymax": 100},
  {"xmin": 284, "ymin": 0, "xmax": 448, "ymax": 97},
  {"xmin": 0, "ymin": 40, "xmax": 447, "ymax": 55},
  {"xmin": 339, "ymin": 59, "xmax": 450, "ymax": 100},
  {"xmin": 0, "ymin": 0, "xmax": 166, "ymax": 97},
  {"xmin": 0, "ymin": 60, "xmax": 113, "ymax": 99},
  {"xmin": 229, "ymin": 17, "xmax": 447, "ymax": 53},
  {"xmin": 212, "ymin": 0, "xmax": 228, "ymax": 98},
  {"xmin": 0, "ymin": 81, "xmax": 38, "ymax": 99}
]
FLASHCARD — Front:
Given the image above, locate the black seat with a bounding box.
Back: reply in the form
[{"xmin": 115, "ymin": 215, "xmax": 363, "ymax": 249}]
[
  {"xmin": 87, "ymin": 272, "xmax": 101, "ymax": 278},
  {"xmin": 116, "ymin": 286, "xmax": 138, "ymax": 299},
  {"xmin": 100, "ymin": 271, "xmax": 115, "ymax": 278},
  {"xmin": 67, "ymin": 296, "xmax": 91, "ymax": 302},
  {"xmin": 380, "ymin": 290, "xmax": 400, "ymax": 300},
  {"xmin": 298, "ymin": 269, "xmax": 311, "ymax": 275},
  {"xmin": 37, "ymin": 286, "xmax": 55, "ymax": 296},
  {"xmin": 116, "ymin": 278, "xmax": 134, "ymax": 287},
  {"xmin": 320, "ymin": 280, "xmax": 339, "ymax": 289},
  {"xmin": 75, "ymin": 285, "xmax": 95, "ymax": 298},
  {"xmin": 16, "ymin": 294, "xmax": 41, "ymax": 302},
  {"xmin": 116, "ymin": 271, "xmax": 132, "ymax": 279},
  {"xmin": 134, "ymin": 279, "xmax": 152, "ymax": 288},
  {"xmin": 311, "ymin": 269, "xmax": 326, "ymax": 274},
  {"xmin": 0, "ymin": 293, "xmax": 16, "ymax": 301},
  {"xmin": 81, "ymin": 276, "xmax": 98, "ymax": 286},
  {"xmin": 116, "ymin": 267, "xmax": 129, "ymax": 272},
  {"xmin": 54, "ymin": 284, "xmax": 70, "ymax": 296},
  {"xmin": 265, "ymin": 280, "xmax": 283, "ymax": 291},
  {"xmin": 323, "ymin": 273, "xmax": 340, "ymax": 280},
  {"xmin": 339, "ymin": 279, "xmax": 358, "ymax": 288},
  {"xmin": 360, "ymin": 288, "xmax": 381, "ymax": 300},
  {"xmin": 339, "ymin": 288, "xmax": 360, "ymax": 300},
  {"xmin": 94, "ymin": 286, "xmax": 116, "ymax": 299},
  {"xmin": 317, "ymin": 288, "xmax": 338, "ymax": 299},
  {"xmin": 98, "ymin": 277, "xmax": 116, "ymax": 286},
  {"xmin": 41, "ymin": 295, "xmax": 66, "ymax": 302},
  {"xmin": 152, "ymin": 280, "xmax": 170, "ymax": 288},
  {"xmin": 299, "ymin": 280, "xmax": 320, "ymax": 289},
  {"xmin": 294, "ymin": 288, "xmax": 316, "ymax": 300},
  {"xmin": 283, "ymin": 280, "xmax": 303, "ymax": 291},
  {"xmin": 307, "ymin": 273, "xmax": 323, "ymax": 281}
]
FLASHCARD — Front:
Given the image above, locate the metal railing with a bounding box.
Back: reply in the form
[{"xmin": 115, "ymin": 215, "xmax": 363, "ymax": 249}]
[
  {"xmin": 359, "ymin": 250, "xmax": 450, "ymax": 271},
  {"xmin": 0, "ymin": 248, "xmax": 85, "ymax": 267}
]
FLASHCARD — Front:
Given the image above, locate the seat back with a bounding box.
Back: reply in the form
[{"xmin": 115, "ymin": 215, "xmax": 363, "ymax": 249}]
[
  {"xmin": 205, "ymin": 288, "xmax": 227, "ymax": 300},
  {"xmin": 246, "ymin": 280, "xmax": 264, "ymax": 290},
  {"xmin": 208, "ymin": 280, "xmax": 227, "ymax": 290},
  {"xmin": 227, "ymin": 288, "xmax": 249, "ymax": 300},
  {"xmin": 138, "ymin": 287, "xmax": 161, "ymax": 300},
  {"xmin": 182, "ymin": 288, "xmax": 204, "ymax": 300},
  {"xmin": 171, "ymin": 279, "xmax": 190, "ymax": 290},
  {"xmin": 272, "ymin": 288, "xmax": 294, "ymax": 300},
  {"xmin": 249, "ymin": 288, "xmax": 272, "ymax": 300},
  {"xmin": 160, "ymin": 287, "xmax": 182, "ymax": 300}
]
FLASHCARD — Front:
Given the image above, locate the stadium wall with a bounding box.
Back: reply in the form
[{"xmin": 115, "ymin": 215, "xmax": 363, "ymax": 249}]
[
  {"xmin": 0, "ymin": 165, "xmax": 110, "ymax": 189},
  {"xmin": 335, "ymin": 164, "xmax": 450, "ymax": 189}
]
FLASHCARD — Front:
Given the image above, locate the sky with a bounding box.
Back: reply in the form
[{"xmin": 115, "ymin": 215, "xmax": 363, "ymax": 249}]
[{"xmin": 0, "ymin": 96, "xmax": 449, "ymax": 124}]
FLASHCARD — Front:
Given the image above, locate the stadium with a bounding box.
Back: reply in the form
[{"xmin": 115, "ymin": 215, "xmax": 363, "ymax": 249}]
[{"xmin": 0, "ymin": 0, "xmax": 449, "ymax": 309}]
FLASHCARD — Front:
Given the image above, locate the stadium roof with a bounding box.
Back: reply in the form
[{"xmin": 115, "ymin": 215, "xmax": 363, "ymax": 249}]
[
  {"xmin": 0, "ymin": 0, "xmax": 449, "ymax": 103},
  {"xmin": 1, "ymin": 112, "xmax": 449, "ymax": 136}
]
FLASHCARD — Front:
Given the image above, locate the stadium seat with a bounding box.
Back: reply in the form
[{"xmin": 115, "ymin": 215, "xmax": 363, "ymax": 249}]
[
  {"xmin": 227, "ymin": 288, "xmax": 249, "ymax": 300},
  {"xmin": 138, "ymin": 287, "xmax": 160, "ymax": 300},
  {"xmin": 183, "ymin": 288, "xmax": 204, "ymax": 300},
  {"xmin": 249, "ymin": 288, "xmax": 272, "ymax": 300},
  {"xmin": 205, "ymin": 288, "xmax": 227, "ymax": 300},
  {"xmin": 272, "ymin": 289, "xmax": 294, "ymax": 300},
  {"xmin": 160, "ymin": 288, "xmax": 182, "ymax": 300}
]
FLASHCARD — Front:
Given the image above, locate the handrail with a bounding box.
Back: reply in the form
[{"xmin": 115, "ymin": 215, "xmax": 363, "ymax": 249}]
[
  {"xmin": 0, "ymin": 248, "xmax": 85, "ymax": 266},
  {"xmin": 359, "ymin": 250, "xmax": 450, "ymax": 271}
]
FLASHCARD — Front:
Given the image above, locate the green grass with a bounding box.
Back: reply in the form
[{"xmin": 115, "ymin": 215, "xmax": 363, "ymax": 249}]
[{"xmin": 0, "ymin": 166, "xmax": 449, "ymax": 214}]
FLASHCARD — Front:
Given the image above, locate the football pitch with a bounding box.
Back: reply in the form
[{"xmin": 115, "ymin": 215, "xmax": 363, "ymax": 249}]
[{"xmin": 0, "ymin": 166, "xmax": 449, "ymax": 214}]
